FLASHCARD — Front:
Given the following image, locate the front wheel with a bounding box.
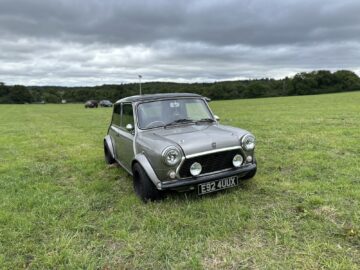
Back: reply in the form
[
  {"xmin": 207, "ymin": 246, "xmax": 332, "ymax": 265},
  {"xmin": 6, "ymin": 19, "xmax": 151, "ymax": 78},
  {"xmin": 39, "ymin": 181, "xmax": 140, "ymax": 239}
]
[{"xmin": 132, "ymin": 163, "xmax": 163, "ymax": 202}]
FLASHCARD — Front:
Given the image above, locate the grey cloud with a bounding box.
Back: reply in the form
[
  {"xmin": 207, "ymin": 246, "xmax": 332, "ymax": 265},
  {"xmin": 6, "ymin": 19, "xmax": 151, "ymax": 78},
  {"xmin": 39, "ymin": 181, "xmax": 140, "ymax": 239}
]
[
  {"xmin": 0, "ymin": 0, "xmax": 360, "ymax": 85},
  {"xmin": 1, "ymin": 0, "xmax": 360, "ymax": 46},
  {"xmin": 2, "ymin": 38, "xmax": 359, "ymax": 86}
]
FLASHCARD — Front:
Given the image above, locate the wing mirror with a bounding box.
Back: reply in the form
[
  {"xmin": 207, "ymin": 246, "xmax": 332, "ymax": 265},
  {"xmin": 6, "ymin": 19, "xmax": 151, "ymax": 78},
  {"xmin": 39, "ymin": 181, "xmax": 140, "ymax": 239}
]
[
  {"xmin": 126, "ymin": 123, "xmax": 134, "ymax": 131},
  {"xmin": 214, "ymin": 115, "xmax": 220, "ymax": 121}
]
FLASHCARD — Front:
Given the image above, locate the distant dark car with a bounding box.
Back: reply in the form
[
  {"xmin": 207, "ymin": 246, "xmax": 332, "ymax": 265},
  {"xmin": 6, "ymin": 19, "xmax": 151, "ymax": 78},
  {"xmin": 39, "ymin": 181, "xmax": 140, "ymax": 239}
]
[
  {"xmin": 84, "ymin": 100, "xmax": 98, "ymax": 108},
  {"xmin": 99, "ymin": 100, "xmax": 113, "ymax": 107}
]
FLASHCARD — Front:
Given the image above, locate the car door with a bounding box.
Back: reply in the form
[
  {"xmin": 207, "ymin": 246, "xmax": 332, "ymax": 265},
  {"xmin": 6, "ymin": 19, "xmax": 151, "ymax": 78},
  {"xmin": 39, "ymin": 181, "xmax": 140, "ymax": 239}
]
[
  {"xmin": 114, "ymin": 102, "xmax": 135, "ymax": 171},
  {"xmin": 108, "ymin": 102, "xmax": 121, "ymax": 156}
]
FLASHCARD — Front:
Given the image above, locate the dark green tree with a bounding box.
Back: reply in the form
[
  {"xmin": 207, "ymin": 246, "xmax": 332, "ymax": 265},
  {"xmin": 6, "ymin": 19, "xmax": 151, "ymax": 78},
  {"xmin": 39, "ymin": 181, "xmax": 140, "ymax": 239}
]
[
  {"xmin": 333, "ymin": 70, "xmax": 360, "ymax": 91},
  {"xmin": 8, "ymin": 85, "xmax": 32, "ymax": 103},
  {"xmin": 1, "ymin": 69, "xmax": 359, "ymax": 104},
  {"xmin": 0, "ymin": 82, "xmax": 9, "ymax": 96},
  {"xmin": 244, "ymin": 82, "xmax": 269, "ymax": 98}
]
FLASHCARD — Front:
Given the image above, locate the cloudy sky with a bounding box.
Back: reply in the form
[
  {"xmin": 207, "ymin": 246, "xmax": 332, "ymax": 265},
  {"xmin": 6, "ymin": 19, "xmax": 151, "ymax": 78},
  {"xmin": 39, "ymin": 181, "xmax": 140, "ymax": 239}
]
[{"xmin": 1, "ymin": 0, "xmax": 360, "ymax": 86}]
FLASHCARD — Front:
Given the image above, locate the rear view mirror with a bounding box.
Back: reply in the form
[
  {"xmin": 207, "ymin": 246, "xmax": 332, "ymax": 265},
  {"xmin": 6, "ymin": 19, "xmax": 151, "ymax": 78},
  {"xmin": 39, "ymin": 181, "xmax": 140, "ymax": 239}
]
[
  {"xmin": 126, "ymin": 123, "xmax": 134, "ymax": 131},
  {"xmin": 170, "ymin": 101, "xmax": 180, "ymax": 108},
  {"xmin": 214, "ymin": 115, "xmax": 220, "ymax": 121}
]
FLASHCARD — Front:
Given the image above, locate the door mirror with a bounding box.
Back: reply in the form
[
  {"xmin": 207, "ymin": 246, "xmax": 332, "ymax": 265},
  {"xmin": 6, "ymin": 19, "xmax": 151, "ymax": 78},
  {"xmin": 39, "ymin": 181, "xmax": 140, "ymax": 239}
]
[
  {"xmin": 126, "ymin": 123, "xmax": 134, "ymax": 131},
  {"xmin": 214, "ymin": 115, "xmax": 220, "ymax": 121}
]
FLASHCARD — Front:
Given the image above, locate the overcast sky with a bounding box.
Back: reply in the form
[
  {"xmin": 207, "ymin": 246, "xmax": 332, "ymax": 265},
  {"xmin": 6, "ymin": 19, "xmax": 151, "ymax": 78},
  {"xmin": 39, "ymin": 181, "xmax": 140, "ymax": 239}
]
[{"xmin": 1, "ymin": 0, "xmax": 360, "ymax": 86}]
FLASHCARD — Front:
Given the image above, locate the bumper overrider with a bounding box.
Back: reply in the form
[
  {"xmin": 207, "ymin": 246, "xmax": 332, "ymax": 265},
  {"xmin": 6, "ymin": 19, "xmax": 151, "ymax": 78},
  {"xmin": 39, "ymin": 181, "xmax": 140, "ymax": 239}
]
[{"xmin": 159, "ymin": 163, "xmax": 256, "ymax": 190}]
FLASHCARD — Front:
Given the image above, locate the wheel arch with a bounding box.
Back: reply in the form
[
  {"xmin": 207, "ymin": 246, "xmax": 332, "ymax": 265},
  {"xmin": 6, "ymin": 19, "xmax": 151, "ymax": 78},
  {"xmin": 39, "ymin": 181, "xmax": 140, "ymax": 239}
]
[
  {"xmin": 132, "ymin": 154, "xmax": 162, "ymax": 190},
  {"xmin": 104, "ymin": 135, "xmax": 115, "ymax": 159}
]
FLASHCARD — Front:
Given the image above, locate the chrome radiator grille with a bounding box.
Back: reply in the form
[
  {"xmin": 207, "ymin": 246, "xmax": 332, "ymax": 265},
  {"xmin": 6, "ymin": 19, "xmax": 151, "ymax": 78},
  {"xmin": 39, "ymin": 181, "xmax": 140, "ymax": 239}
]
[{"xmin": 179, "ymin": 150, "xmax": 241, "ymax": 178}]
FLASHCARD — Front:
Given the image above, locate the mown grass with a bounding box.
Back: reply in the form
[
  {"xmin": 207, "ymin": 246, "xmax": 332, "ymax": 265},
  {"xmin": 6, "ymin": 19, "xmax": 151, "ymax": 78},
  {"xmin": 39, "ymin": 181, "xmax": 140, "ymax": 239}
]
[{"xmin": 0, "ymin": 92, "xmax": 359, "ymax": 269}]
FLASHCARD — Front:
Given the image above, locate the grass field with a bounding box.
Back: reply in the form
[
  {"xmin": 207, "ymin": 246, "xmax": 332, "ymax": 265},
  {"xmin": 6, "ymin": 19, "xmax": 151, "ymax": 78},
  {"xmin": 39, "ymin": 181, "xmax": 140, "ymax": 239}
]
[{"xmin": 0, "ymin": 92, "xmax": 359, "ymax": 269}]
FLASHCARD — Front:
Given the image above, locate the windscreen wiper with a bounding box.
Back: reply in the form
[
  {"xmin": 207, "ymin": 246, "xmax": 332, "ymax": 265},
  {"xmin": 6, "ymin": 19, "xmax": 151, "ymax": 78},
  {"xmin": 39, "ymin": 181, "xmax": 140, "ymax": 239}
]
[
  {"xmin": 196, "ymin": 118, "xmax": 215, "ymax": 124},
  {"xmin": 164, "ymin": 118, "xmax": 195, "ymax": 128}
]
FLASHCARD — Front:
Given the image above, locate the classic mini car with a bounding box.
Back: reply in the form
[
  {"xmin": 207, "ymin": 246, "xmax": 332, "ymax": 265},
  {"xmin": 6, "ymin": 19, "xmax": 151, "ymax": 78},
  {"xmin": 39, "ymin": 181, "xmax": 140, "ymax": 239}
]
[
  {"xmin": 99, "ymin": 100, "xmax": 113, "ymax": 107},
  {"xmin": 104, "ymin": 93, "xmax": 257, "ymax": 201},
  {"xmin": 84, "ymin": 100, "xmax": 98, "ymax": 108}
]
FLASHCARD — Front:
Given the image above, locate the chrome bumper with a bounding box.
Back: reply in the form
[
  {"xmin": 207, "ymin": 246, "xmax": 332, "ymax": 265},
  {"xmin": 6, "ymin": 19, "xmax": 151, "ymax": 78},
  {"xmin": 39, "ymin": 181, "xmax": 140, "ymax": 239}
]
[{"xmin": 160, "ymin": 163, "xmax": 256, "ymax": 190}]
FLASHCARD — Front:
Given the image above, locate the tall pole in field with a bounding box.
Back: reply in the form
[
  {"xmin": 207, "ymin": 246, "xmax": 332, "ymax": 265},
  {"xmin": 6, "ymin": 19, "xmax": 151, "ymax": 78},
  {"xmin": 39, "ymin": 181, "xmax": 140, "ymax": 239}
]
[{"xmin": 138, "ymin": 75, "xmax": 142, "ymax": 95}]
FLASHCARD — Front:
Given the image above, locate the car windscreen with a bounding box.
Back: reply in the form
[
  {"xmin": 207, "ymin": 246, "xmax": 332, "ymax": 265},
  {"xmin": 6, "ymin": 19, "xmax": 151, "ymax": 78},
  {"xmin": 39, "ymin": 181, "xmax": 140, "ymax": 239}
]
[{"xmin": 137, "ymin": 98, "xmax": 213, "ymax": 129}]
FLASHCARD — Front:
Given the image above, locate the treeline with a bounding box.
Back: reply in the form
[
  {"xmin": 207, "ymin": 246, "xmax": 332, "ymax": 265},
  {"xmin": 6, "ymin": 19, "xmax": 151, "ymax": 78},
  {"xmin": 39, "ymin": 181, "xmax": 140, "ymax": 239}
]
[{"xmin": 1, "ymin": 70, "xmax": 359, "ymax": 104}]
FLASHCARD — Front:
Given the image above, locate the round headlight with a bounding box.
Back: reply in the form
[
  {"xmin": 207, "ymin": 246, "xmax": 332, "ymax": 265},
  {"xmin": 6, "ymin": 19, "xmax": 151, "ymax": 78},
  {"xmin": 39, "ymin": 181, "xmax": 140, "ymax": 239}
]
[
  {"xmin": 162, "ymin": 146, "xmax": 181, "ymax": 166},
  {"xmin": 241, "ymin": 134, "xmax": 255, "ymax": 151},
  {"xmin": 190, "ymin": 162, "xmax": 202, "ymax": 176},
  {"xmin": 232, "ymin": 154, "xmax": 243, "ymax": 167}
]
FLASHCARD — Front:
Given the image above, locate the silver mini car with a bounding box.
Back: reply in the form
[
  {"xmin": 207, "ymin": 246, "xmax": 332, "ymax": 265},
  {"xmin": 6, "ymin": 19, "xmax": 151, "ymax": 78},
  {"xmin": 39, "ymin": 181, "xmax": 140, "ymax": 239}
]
[{"xmin": 104, "ymin": 93, "xmax": 257, "ymax": 202}]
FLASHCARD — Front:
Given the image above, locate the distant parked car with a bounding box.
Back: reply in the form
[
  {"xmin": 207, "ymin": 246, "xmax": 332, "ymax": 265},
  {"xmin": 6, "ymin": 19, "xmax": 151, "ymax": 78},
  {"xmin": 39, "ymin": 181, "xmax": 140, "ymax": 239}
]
[
  {"xmin": 104, "ymin": 93, "xmax": 257, "ymax": 202},
  {"xmin": 99, "ymin": 100, "xmax": 113, "ymax": 107},
  {"xmin": 85, "ymin": 100, "xmax": 98, "ymax": 108}
]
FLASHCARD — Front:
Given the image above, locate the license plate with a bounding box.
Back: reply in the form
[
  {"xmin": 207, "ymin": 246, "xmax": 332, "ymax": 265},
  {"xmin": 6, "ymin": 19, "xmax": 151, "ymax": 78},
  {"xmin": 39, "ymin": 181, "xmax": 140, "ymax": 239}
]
[{"xmin": 198, "ymin": 176, "xmax": 238, "ymax": 195}]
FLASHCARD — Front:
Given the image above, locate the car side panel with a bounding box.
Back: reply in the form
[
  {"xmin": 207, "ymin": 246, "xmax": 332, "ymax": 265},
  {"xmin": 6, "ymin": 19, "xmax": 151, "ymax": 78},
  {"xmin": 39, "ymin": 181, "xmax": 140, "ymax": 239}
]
[{"xmin": 111, "ymin": 125, "xmax": 134, "ymax": 172}]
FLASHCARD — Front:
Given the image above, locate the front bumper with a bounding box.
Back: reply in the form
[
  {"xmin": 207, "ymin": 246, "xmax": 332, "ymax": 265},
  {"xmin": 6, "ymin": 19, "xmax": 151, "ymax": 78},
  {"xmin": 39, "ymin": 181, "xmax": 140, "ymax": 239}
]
[{"xmin": 159, "ymin": 163, "xmax": 256, "ymax": 191}]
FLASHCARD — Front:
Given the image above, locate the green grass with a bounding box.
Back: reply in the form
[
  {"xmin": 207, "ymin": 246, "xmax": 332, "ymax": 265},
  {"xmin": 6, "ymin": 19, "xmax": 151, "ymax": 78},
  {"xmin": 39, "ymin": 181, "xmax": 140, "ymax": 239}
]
[{"xmin": 0, "ymin": 92, "xmax": 359, "ymax": 269}]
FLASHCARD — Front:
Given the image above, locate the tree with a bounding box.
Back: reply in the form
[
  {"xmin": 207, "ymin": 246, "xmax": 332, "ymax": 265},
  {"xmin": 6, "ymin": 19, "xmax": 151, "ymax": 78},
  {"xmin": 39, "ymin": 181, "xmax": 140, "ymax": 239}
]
[
  {"xmin": 0, "ymin": 82, "xmax": 11, "ymax": 103},
  {"xmin": 0, "ymin": 69, "xmax": 359, "ymax": 104},
  {"xmin": 244, "ymin": 82, "xmax": 269, "ymax": 98},
  {"xmin": 333, "ymin": 70, "xmax": 360, "ymax": 91},
  {"xmin": 8, "ymin": 85, "xmax": 32, "ymax": 103},
  {"xmin": 0, "ymin": 82, "xmax": 9, "ymax": 96},
  {"xmin": 315, "ymin": 70, "xmax": 333, "ymax": 88},
  {"xmin": 292, "ymin": 72, "xmax": 318, "ymax": 95},
  {"xmin": 43, "ymin": 92, "xmax": 61, "ymax": 103}
]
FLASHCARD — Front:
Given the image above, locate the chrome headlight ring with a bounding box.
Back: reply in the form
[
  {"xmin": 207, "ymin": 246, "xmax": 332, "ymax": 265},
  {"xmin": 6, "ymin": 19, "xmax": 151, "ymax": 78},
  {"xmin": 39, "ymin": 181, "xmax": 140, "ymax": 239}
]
[
  {"xmin": 162, "ymin": 146, "xmax": 182, "ymax": 166},
  {"xmin": 241, "ymin": 134, "xmax": 256, "ymax": 151}
]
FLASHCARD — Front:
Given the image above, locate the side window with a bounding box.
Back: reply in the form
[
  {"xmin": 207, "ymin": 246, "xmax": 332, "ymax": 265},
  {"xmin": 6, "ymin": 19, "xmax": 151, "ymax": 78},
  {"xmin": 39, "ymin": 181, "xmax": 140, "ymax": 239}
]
[
  {"xmin": 112, "ymin": 103, "xmax": 121, "ymax": 126},
  {"xmin": 121, "ymin": 103, "xmax": 134, "ymax": 129}
]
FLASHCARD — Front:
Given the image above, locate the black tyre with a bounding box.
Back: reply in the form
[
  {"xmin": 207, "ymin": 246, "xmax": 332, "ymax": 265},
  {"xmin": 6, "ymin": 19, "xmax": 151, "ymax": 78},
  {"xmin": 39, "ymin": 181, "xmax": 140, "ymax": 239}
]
[
  {"xmin": 132, "ymin": 163, "xmax": 163, "ymax": 202},
  {"xmin": 104, "ymin": 143, "xmax": 116, "ymax": 164}
]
